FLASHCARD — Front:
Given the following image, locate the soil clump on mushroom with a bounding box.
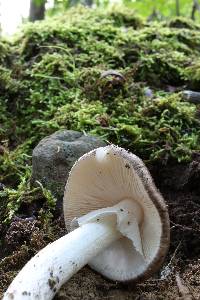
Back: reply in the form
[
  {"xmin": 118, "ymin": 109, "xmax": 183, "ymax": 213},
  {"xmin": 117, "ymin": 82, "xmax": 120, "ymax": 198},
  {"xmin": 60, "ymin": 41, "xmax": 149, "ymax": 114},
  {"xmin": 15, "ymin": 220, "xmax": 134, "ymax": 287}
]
[{"xmin": 0, "ymin": 6, "xmax": 199, "ymax": 299}]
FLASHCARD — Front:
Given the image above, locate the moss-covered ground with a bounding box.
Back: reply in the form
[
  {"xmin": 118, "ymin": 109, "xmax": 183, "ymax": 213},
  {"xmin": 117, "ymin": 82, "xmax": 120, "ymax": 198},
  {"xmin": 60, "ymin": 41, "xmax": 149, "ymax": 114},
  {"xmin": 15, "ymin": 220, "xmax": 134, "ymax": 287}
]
[{"xmin": 0, "ymin": 6, "xmax": 199, "ymax": 299}]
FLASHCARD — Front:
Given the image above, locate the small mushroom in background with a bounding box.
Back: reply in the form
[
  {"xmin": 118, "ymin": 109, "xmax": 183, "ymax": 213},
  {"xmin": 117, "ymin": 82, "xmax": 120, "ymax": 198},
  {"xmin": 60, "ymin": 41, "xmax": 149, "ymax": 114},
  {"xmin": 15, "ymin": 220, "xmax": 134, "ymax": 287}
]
[
  {"xmin": 3, "ymin": 145, "xmax": 170, "ymax": 300},
  {"xmin": 99, "ymin": 70, "xmax": 125, "ymax": 89},
  {"xmin": 100, "ymin": 70, "xmax": 125, "ymax": 82}
]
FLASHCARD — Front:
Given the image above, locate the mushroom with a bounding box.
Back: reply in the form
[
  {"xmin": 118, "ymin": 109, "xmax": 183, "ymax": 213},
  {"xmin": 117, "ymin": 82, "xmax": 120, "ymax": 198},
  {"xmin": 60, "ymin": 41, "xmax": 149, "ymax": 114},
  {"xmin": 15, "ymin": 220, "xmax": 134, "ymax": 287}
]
[{"xmin": 3, "ymin": 145, "xmax": 170, "ymax": 300}]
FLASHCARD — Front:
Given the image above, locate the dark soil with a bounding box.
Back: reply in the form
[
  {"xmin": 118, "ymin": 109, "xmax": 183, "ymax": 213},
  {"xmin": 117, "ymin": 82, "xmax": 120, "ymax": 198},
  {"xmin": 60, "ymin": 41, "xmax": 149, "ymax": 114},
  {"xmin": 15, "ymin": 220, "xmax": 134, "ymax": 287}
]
[{"xmin": 1, "ymin": 156, "xmax": 200, "ymax": 299}]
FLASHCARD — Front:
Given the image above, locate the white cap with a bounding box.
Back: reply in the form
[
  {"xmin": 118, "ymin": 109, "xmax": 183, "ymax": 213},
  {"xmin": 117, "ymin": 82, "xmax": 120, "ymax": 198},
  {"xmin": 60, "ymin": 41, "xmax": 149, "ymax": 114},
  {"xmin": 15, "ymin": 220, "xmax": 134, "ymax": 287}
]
[{"xmin": 64, "ymin": 145, "xmax": 170, "ymax": 282}]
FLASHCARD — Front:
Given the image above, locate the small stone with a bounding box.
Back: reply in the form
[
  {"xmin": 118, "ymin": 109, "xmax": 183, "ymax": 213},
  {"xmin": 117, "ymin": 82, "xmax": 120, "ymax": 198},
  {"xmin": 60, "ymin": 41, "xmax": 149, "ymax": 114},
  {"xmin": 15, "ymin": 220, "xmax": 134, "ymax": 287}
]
[{"xmin": 31, "ymin": 130, "xmax": 106, "ymax": 201}]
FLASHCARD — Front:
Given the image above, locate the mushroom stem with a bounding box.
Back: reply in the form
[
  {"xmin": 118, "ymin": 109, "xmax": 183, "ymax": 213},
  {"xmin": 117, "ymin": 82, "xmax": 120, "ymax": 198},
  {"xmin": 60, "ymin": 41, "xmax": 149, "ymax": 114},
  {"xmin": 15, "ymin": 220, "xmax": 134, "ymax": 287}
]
[{"xmin": 3, "ymin": 219, "xmax": 121, "ymax": 300}]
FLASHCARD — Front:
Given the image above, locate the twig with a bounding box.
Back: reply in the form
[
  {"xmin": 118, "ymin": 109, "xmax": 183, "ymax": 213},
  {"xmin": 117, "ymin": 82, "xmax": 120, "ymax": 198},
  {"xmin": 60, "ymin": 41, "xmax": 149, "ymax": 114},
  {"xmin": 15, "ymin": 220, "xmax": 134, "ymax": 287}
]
[
  {"xmin": 176, "ymin": 273, "xmax": 194, "ymax": 300},
  {"xmin": 147, "ymin": 8, "xmax": 162, "ymax": 21},
  {"xmin": 169, "ymin": 241, "xmax": 182, "ymax": 265},
  {"xmin": 176, "ymin": 0, "xmax": 180, "ymax": 16},
  {"xmin": 191, "ymin": 0, "xmax": 200, "ymax": 20},
  {"xmin": 182, "ymin": 90, "xmax": 200, "ymax": 104},
  {"xmin": 170, "ymin": 220, "xmax": 200, "ymax": 233},
  {"xmin": 160, "ymin": 241, "xmax": 182, "ymax": 279}
]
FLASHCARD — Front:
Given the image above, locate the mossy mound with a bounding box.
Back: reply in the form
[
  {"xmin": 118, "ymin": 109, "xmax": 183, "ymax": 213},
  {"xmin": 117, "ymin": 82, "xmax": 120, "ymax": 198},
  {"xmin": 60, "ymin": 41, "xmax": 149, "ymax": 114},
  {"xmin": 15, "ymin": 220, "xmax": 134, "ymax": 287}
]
[
  {"xmin": 0, "ymin": 6, "xmax": 200, "ymax": 297},
  {"xmin": 1, "ymin": 8, "xmax": 199, "ymax": 174},
  {"xmin": 168, "ymin": 16, "xmax": 200, "ymax": 30}
]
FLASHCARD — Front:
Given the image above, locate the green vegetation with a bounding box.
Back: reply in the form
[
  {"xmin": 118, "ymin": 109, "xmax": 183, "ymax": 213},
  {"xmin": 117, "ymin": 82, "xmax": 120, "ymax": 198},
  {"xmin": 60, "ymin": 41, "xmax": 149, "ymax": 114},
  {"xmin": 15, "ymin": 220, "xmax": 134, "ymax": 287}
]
[
  {"xmin": 47, "ymin": 0, "xmax": 200, "ymax": 22},
  {"xmin": 0, "ymin": 5, "xmax": 200, "ymax": 224},
  {"xmin": 122, "ymin": 0, "xmax": 198, "ymax": 20}
]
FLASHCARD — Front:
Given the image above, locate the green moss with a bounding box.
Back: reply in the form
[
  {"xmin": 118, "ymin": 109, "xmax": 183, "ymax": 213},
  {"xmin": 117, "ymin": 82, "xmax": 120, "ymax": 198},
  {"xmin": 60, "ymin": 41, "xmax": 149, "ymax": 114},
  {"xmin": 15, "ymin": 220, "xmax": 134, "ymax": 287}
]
[
  {"xmin": 0, "ymin": 168, "xmax": 56, "ymax": 223},
  {"xmin": 0, "ymin": 5, "xmax": 200, "ymax": 225},
  {"xmin": 0, "ymin": 140, "xmax": 33, "ymax": 183},
  {"xmin": 0, "ymin": 40, "xmax": 11, "ymax": 65},
  {"xmin": 168, "ymin": 16, "xmax": 200, "ymax": 30},
  {"xmin": 107, "ymin": 7, "xmax": 144, "ymax": 28},
  {"xmin": 184, "ymin": 59, "xmax": 200, "ymax": 88},
  {"xmin": 0, "ymin": 168, "xmax": 35, "ymax": 222}
]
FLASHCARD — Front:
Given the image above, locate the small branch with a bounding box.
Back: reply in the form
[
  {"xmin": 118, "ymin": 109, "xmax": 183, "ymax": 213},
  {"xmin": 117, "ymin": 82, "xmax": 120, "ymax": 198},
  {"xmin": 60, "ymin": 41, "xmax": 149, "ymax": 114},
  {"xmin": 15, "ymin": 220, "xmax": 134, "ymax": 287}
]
[
  {"xmin": 191, "ymin": 4, "xmax": 196, "ymax": 20},
  {"xmin": 29, "ymin": 0, "xmax": 46, "ymax": 22},
  {"xmin": 176, "ymin": 0, "xmax": 180, "ymax": 16},
  {"xmin": 170, "ymin": 220, "xmax": 200, "ymax": 233},
  {"xmin": 160, "ymin": 241, "xmax": 181, "ymax": 279},
  {"xmin": 182, "ymin": 90, "xmax": 200, "ymax": 104},
  {"xmin": 176, "ymin": 273, "xmax": 194, "ymax": 300},
  {"xmin": 191, "ymin": 0, "xmax": 200, "ymax": 20},
  {"xmin": 148, "ymin": 8, "xmax": 161, "ymax": 21}
]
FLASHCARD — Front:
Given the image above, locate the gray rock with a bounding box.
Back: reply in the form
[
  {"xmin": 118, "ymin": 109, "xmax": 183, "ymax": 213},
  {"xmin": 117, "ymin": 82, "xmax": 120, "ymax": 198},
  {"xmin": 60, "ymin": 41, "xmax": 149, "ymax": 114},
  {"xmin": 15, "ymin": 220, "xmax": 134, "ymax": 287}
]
[{"xmin": 32, "ymin": 130, "xmax": 106, "ymax": 201}]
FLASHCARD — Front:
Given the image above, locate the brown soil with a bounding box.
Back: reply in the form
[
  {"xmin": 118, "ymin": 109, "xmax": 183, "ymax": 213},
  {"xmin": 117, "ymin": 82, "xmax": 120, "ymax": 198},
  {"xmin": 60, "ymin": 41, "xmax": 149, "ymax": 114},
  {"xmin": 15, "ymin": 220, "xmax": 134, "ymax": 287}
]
[{"xmin": 0, "ymin": 155, "xmax": 200, "ymax": 299}]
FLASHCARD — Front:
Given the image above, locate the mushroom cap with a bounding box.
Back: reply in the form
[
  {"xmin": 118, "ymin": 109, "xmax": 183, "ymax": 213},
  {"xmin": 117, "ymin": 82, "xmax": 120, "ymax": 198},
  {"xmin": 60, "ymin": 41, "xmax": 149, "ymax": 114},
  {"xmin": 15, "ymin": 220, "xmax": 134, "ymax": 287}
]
[{"xmin": 63, "ymin": 145, "xmax": 170, "ymax": 282}]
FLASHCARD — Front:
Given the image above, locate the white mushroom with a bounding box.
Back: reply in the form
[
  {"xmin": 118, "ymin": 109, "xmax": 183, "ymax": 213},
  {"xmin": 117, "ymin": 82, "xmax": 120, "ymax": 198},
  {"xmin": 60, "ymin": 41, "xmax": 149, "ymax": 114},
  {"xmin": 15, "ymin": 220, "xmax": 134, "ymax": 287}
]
[{"xmin": 3, "ymin": 145, "xmax": 170, "ymax": 300}]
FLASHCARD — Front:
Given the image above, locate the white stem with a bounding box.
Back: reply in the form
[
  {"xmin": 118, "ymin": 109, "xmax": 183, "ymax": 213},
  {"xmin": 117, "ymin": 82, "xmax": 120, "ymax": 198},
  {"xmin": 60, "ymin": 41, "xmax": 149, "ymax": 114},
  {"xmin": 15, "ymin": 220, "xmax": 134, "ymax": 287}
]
[{"xmin": 3, "ymin": 221, "xmax": 121, "ymax": 300}]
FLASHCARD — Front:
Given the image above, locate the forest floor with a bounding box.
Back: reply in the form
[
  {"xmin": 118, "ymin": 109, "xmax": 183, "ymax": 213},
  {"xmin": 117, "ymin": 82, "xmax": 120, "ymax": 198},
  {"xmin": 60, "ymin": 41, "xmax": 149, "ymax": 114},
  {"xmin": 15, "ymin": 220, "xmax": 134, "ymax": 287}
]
[
  {"xmin": 1, "ymin": 157, "xmax": 199, "ymax": 299},
  {"xmin": 48, "ymin": 156, "xmax": 200, "ymax": 300}
]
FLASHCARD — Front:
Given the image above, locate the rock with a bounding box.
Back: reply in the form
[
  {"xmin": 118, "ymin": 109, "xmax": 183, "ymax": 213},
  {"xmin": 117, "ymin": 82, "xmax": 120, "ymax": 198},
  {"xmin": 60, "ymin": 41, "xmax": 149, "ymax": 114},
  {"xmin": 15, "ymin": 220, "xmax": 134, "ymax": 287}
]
[
  {"xmin": 32, "ymin": 130, "xmax": 106, "ymax": 201},
  {"xmin": 0, "ymin": 183, "xmax": 5, "ymax": 190},
  {"xmin": 182, "ymin": 90, "xmax": 200, "ymax": 104}
]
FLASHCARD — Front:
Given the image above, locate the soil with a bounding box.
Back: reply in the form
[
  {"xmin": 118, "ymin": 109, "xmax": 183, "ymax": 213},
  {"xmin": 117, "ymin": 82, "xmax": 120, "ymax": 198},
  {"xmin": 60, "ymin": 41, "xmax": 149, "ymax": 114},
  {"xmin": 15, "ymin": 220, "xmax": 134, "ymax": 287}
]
[{"xmin": 1, "ymin": 155, "xmax": 200, "ymax": 299}]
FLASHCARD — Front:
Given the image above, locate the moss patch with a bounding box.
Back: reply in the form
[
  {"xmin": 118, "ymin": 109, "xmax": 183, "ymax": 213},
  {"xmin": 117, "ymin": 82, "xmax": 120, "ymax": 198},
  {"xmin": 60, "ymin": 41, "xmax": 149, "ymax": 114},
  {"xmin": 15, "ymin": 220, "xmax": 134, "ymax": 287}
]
[{"xmin": 1, "ymin": 8, "xmax": 199, "ymax": 177}]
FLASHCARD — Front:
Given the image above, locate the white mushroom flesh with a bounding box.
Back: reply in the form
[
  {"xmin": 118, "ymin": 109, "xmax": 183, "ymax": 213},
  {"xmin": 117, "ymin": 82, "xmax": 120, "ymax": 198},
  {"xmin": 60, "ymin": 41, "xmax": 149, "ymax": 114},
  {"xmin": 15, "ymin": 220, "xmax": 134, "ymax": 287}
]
[{"xmin": 64, "ymin": 146, "xmax": 162, "ymax": 281}]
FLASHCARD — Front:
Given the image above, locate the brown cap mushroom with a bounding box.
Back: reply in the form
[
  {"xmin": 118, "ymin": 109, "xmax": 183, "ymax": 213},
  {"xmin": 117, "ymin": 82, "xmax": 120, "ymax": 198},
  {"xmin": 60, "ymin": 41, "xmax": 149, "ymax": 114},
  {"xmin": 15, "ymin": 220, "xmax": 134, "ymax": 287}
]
[{"xmin": 64, "ymin": 145, "xmax": 170, "ymax": 282}]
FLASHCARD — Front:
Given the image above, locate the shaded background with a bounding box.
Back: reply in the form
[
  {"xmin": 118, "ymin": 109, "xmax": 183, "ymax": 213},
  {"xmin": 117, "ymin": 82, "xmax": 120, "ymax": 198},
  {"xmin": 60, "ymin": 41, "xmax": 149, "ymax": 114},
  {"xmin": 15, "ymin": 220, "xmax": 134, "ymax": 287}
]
[{"xmin": 1, "ymin": 0, "xmax": 200, "ymax": 35}]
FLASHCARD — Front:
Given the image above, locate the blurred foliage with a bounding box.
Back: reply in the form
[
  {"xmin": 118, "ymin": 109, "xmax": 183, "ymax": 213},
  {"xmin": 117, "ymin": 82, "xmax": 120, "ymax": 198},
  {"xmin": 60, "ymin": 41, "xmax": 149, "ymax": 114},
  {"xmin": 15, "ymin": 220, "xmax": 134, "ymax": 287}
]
[
  {"xmin": 122, "ymin": 0, "xmax": 196, "ymax": 19},
  {"xmin": 45, "ymin": 0, "xmax": 200, "ymax": 21}
]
